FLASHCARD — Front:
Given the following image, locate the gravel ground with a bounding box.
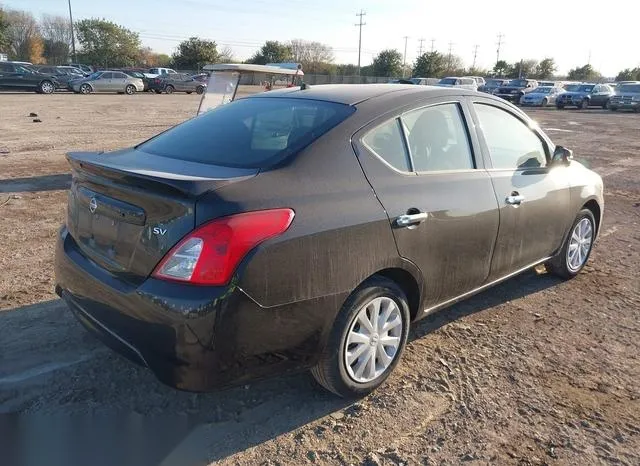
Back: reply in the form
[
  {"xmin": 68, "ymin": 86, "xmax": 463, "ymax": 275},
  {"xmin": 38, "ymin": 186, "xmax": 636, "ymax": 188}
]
[{"xmin": 0, "ymin": 93, "xmax": 638, "ymax": 466}]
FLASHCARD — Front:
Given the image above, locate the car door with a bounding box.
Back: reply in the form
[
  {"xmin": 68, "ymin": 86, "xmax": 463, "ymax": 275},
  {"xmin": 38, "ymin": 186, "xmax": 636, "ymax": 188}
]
[
  {"xmin": 469, "ymin": 97, "xmax": 571, "ymax": 280},
  {"xmin": 354, "ymin": 98, "xmax": 500, "ymax": 309},
  {"xmin": 0, "ymin": 63, "xmax": 13, "ymax": 88},
  {"xmin": 91, "ymin": 72, "xmax": 110, "ymax": 92},
  {"xmin": 111, "ymin": 72, "xmax": 127, "ymax": 91}
]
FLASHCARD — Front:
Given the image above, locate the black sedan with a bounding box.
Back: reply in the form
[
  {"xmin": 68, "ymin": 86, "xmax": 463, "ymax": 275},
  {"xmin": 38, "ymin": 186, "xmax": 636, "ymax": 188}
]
[
  {"xmin": 0, "ymin": 62, "xmax": 59, "ymax": 93},
  {"xmin": 55, "ymin": 85, "xmax": 604, "ymax": 397},
  {"xmin": 35, "ymin": 65, "xmax": 84, "ymax": 89}
]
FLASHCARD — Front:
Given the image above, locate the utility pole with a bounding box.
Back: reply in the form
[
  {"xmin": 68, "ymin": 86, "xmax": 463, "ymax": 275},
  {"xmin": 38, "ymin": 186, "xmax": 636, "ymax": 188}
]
[
  {"xmin": 417, "ymin": 38, "xmax": 425, "ymax": 57},
  {"xmin": 472, "ymin": 44, "xmax": 479, "ymax": 70},
  {"xmin": 430, "ymin": 39, "xmax": 435, "ymax": 53},
  {"xmin": 68, "ymin": 0, "xmax": 77, "ymax": 62},
  {"xmin": 355, "ymin": 10, "xmax": 366, "ymax": 75},
  {"xmin": 447, "ymin": 41, "xmax": 454, "ymax": 72},
  {"xmin": 402, "ymin": 36, "xmax": 409, "ymax": 78},
  {"xmin": 587, "ymin": 49, "xmax": 591, "ymax": 65},
  {"xmin": 496, "ymin": 33, "xmax": 504, "ymax": 66}
]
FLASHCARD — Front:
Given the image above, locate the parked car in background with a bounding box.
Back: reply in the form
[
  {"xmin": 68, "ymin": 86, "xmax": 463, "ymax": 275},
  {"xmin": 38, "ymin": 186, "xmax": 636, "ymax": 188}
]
[
  {"xmin": 495, "ymin": 79, "xmax": 538, "ymax": 103},
  {"xmin": 519, "ymin": 86, "xmax": 564, "ymax": 107},
  {"xmin": 464, "ymin": 76, "xmax": 486, "ymax": 87},
  {"xmin": 150, "ymin": 73, "xmax": 207, "ymax": 94},
  {"xmin": 71, "ymin": 71, "xmax": 144, "ymax": 94},
  {"xmin": 609, "ymin": 82, "xmax": 640, "ymax": 112},
  {"xmin": 35, "ymin": 65, "xmax": 84, "ymax": 89},
  {"xmin": 555, "ymin": 83, "xmax": 614, "ymax": 109},
  {"xmin": 538, "ymin": 81, "xmax": 560, "ymax": 88},
  {"xmin": 410, "ymin": 77, "xmax": 439, "ymax": 85},
  {"xmin": 66, "ymin": 63, "xmax": 93, "ymax": 76},
  {"xmin": 55, "ymin": 84, "xmax": 604, "ymax": 397},
  {"xmin": 478, "ymin": 78, "xmax": 508, "ymax": 94},
  {"xmin": 145, "ymin": 67, "xmax": 178, "ymax": 79},
  {"xmin": 192, "ymin": 73, "xmax": 209, "ymax": 83},
  {"xmin": 436, "ymin": 77, "xmax": 477, "ymax": 90},
  {"xmin": 0, "ymin": 61, "xmax": 58, "ymax": 93},
  {"xmin": 113, "ymin": 69, "xmax": 150, "ymax": 91}
]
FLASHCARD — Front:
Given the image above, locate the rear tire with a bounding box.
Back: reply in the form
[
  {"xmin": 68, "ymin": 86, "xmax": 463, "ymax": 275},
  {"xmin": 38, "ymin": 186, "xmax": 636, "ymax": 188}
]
[
  {"xmin": 546, "ymin": 209, "xmax": 596, "ymax": 279},
  {"xmin": 581, "ymin": 98, "xmax": 589, "ymax": 109},
  {"xmin": 602, "ymin": 99, "xmax": 610, "ymax": 109},
  {"xmin": 186, "ymin": 91, "xmax": 192, "ymax": 94},
  {"xmin": 311, "ymin": 276, "xmax": 410, "ymax": 398},
  {"xmin": 39, "ymin": 80, "xmax": 55, "ymax": 94},
  {"xmin": 165, "ymin": 85, "xmax": 175, "ymax": 94},
  {"xmin": 556, "ymin": 103, "xmax": 565, "ymax": 109},
  {"xmin": 154, "ymin": 89, "xmax": 162, "ymax": 94},
  {"xmin": 196, "ymin": 85, "xmax": 205, "ymax": 95},
  {"xmin": 541, "ymin": 97, "xmax": 548, "ymax": 107}
]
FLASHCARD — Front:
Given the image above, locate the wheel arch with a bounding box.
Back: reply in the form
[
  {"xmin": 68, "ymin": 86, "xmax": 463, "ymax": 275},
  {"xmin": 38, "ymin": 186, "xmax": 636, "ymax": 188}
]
[{"xmin": 582, "ymin": 199, "xmax": 602, "ymax": 235}]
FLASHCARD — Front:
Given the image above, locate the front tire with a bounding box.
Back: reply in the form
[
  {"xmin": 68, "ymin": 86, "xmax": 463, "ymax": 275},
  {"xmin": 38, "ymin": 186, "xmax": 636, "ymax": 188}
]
[
  {"xmin": 542, "ymin": 98, "xmax": 548, "ymax": 107},
  {"xmin": 125, "ymin": 84, "xmax": 136, "ymax": 95},
  {"xmin": 602, "ymin": 99, "xmax": 610, "ymax": 109},
  {"xmin": 546, "ymin": 209, "xmax": 596, "ymax": 279},
  {"xmin": 196, "ymin": 85, "xmax": 205, "ymax": 95},
  {"xmin": 311, "ymin": 276, "xmax": 410, "ymax": 398},
  {"xmin": 39, "ymin": 80, "xmax": 55, "ymax": 94},
  {"xmin": 581, "ymin": 98, "xmax": 590, "ymax": 109},
  {"xmin": 80, "ymin": 83, "xmax": 92, "ymax": 95},
  {"xmin": 556, "ymin": 103, "xmax": 565, "ymax": 110},
  {"xmin": 154, "ymin": 89, "xmax": 162, "ymax": 94}
]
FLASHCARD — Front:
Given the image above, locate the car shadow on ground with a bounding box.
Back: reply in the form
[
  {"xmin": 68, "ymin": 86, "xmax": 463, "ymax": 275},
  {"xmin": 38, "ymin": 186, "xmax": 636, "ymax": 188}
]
[
  {"xmin": 0, "ymin": 269, "xmax": 562, "ymax": 465},
  {"xmin": 0, "ymin": 173, "xmax": 71, "ymax": 193}
]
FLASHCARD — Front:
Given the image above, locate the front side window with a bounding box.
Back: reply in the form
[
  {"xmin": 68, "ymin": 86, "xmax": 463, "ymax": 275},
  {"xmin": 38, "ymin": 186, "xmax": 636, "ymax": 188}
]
[
  {"xmin": 100, "ymin": 72, "xmax": 113, "ymax": 79},
  {"xmin": 138, "ymin": 97, "xmax": 355, "ymax": 168},
  {"xmin": 402, "ymin": 103, "xmax": 474, "ymax": 172},
  {"xmin": 362, "ymin": 119, "xmax": 411, "ymax": 172},
  {"xmin": 474, "ymin": 103, "xmax": 547, "ymax": 170}
]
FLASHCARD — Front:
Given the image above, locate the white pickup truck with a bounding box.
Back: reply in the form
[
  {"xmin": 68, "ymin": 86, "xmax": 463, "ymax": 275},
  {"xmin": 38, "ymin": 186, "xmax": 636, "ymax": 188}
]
[{"xmin": 144, "ymin": 67, "xmax": 178, "ymax": 79}]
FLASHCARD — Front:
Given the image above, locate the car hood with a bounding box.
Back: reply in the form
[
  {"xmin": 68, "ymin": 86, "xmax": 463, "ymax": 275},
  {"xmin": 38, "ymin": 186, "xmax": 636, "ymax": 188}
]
[
  {"xmin": 612, "ymin": 92, "xmax": 640, "ymax": 97},
  {"xmin": 497, "ymin": 86, "xmax": 525, "ymax": 92}
]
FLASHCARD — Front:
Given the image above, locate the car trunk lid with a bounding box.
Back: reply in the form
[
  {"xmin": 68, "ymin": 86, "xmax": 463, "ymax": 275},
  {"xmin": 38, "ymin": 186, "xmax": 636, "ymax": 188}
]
[{"xmin": 66, "ymin": 150, "xmax": 257, "ymax": 283}]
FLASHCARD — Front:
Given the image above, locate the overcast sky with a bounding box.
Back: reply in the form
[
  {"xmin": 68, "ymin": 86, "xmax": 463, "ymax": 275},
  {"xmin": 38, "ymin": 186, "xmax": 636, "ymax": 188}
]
[{"xmin": 8, "ymin": 0, "xmax": 640, "ymax": 76}]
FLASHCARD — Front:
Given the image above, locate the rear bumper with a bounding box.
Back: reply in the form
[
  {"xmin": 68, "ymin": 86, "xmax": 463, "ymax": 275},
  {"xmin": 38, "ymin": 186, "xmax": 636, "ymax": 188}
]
[{"xmin": 55, "ymin": 227, "xmax": 343, "ymax": 391}]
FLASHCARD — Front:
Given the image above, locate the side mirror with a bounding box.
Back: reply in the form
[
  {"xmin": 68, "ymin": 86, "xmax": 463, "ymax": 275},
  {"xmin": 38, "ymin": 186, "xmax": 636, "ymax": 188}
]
[{"xmin": 552, "ymin": 145, "xmax": 573, "ymax": 165}]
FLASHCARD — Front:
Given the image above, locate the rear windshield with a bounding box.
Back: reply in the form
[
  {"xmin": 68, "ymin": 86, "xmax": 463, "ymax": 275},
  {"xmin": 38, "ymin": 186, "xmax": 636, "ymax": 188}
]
[
  {"xmin": 439, "ymin": 78, "xmax": 457, "ymax": 85},
  {"xmin": 137, "ymin": 97, "xmax": 355, "ymax": 168}
]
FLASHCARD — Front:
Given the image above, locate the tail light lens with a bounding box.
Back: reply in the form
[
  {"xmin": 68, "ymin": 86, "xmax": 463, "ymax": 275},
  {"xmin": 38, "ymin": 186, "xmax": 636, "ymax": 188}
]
[{"xmin": 152, "ymin": 209, "xmax": 294, "ymax": 285}]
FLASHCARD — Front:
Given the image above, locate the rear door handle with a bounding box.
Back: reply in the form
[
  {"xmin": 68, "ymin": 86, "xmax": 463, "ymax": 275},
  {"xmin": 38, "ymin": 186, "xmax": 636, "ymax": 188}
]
[
  {"xmin": 396, "ymin": 212, "xmax": 429, "ymax": 227},
  {"xmin": 505, "ymin": 193, "xmax": 524, "ymax": 205}
]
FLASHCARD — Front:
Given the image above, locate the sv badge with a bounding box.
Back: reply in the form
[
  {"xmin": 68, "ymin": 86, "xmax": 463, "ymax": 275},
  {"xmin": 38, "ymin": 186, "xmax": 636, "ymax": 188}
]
[{"xmin": 153, "ymin": 227, "xmax": 167, "ymax": 236}]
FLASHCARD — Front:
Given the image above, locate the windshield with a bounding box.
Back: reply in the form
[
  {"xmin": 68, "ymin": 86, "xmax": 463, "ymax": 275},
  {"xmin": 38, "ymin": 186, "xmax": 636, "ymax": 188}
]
[
  {"xmin": 409, "ymin": 78, "xmax": 422, "ymax": 84},
  {"xmin": 619, "ymin": 84, "xmax": 640, "ymax": 93},
  {"xmin": 486, "ymin": 79, "xmax": 504, "ymax": 86},
  {"xmin": 533, "ymin": 87, "xmax": 551, "ymax": 94},
  {"xmin": 578, "ymin": 85, "xmax": 595, "ymax": 92},
  {"xmin": 508, "ymin": 80, "xmax": 527, "ymax": 87},
  {"xmin": 439, "ymin": 78, "xmax": 457, "ymax": 85},
  {"xmin": 564, "ymin": 84, "xmax": 581, "ymax": 91},
  {"xmin": 86, "ymin": 72, "xmax": 102, "ymax": 80},
  {"xmin": 138, "ymin": 97, "xmax": 355, "ymax": 168}
]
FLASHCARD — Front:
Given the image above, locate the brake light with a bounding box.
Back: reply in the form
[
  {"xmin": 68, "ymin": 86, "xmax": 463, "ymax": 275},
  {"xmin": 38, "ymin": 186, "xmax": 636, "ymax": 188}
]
[{"xmin": 152, "ymin": 209, "xmax": 295, "ymax": 285}]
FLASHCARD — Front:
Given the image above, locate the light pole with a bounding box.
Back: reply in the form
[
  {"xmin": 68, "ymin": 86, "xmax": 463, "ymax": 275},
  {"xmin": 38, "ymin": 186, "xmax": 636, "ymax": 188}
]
[{"xmin": 68, "ymin": 0, "xmax": 77, "ymax": 62}]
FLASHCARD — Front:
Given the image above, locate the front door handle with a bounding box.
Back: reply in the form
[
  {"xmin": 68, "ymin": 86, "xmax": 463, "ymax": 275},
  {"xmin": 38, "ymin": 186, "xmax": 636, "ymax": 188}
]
[
  {"xmin": 396, "ymin": 212, "xmax": 429, "ymax": 227},
  {"xmin": 505, "ymin": 193, "xmax": 525, "ymax": 205}
]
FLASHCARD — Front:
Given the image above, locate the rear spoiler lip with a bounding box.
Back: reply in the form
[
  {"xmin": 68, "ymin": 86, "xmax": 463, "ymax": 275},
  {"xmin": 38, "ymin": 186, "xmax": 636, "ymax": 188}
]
[{"xmin": 66, "ymin": 150, "xmax": 258, "ymax": 197}]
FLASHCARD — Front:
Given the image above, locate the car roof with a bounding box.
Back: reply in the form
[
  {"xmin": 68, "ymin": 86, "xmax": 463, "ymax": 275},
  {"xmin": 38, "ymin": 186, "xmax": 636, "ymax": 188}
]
[{"xmin": 248, "ymin": 84, "xmax": 478, "ymax": 105}]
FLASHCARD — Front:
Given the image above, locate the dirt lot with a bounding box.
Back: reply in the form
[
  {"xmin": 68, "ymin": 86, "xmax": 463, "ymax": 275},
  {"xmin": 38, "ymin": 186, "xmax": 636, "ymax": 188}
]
[{"xmin": 0, "ymin": 92, "xmax": 639, "ymax": 466}]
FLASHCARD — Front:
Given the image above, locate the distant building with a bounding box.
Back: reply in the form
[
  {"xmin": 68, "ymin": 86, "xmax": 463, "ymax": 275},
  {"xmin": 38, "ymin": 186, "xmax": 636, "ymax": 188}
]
[{"xmin": 0, "ymin": 53, "xmax": 8, "ymax": 62}]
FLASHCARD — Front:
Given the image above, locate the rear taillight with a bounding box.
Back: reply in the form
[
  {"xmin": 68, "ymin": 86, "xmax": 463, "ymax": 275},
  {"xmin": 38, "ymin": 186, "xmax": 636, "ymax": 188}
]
[{"xmin": 152, "ymin": 209, "xmax": 294, "ymax": 285}]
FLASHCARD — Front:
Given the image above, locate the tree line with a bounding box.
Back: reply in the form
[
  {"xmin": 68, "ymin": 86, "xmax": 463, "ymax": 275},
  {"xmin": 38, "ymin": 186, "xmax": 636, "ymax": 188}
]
[{"xmin": 1, "ymin": 6, "xmax": 637, "ymax": 81}]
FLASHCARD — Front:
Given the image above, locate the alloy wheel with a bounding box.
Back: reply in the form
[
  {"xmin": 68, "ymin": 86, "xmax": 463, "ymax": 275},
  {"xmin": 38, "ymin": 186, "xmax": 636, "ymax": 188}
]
[
  {"xmin": 343, "ymin": 296, "xmax": 403, "ymax": 383},
  {"xmin": 566, "ymin": 218, "xmax": 593, "ymax": 272}
]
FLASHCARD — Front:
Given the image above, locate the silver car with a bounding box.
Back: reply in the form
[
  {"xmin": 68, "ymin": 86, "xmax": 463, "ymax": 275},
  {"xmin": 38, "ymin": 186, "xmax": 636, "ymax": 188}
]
[
  {"xmin": 71, "ymin": 71, "xmax": 144, "ymax": 95},
  {"xmin": 519, "ymin": 86, "xmax": 565, "ymax": 107},
  {"xmin": 436, "ymin": 77, "xmax": 478, "ymax": 91}
]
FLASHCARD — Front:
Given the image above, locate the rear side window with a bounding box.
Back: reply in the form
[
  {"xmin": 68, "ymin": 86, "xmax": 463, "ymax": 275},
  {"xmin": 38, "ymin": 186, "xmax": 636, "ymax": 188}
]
[
  {"xmin": 402, "ymin": 103, "xmax": 474, "ymax": 172},
  {"xmin": 362, "ymin": 119, "xmax": 411, "ymax": 172},
  {"xmin": 138, "ymin": 97, "xmax": 355, "ymax": 168}
]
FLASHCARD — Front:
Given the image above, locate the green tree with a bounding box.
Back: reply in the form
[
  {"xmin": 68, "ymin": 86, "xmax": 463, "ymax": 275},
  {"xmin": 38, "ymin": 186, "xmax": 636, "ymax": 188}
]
[
  {"xmin": 0, "ymin": 8, "xmax": 9, "ymax": 51},
  {"xmin": 535, "ymin": 58, "xmax": 557, "ymax": 79},
  {"xmin": 154, "ymin": 53, "xmax": 172, "ymax": 67},
  {"xmin": 413, "ymin": 51, "xmax": 447, "ymax": 78},
  {"xmin": 492, "ymin": 60, "xmax": 512, "ymax": 77},
  {"xmin": 508, "ymin": 59, "xmax": 538, "ymax": 78},
  {"xmin": 615, "ymin": 68, "xmax": 640, "ymax": 82},
  {"xmin": 372, "ymin": 49, "xmax": 402, "ymax": 77},
  {"xmin": 75, "ymin": 18, "xmax": 140, "ymax": 67},
  {"xmin": 247, "ymin": 40, "xmax": 292, "ymax": 65},
  {"xmin": 567, "ymin": 64, "xmax": 602, "ymax": 82},
  {"xmin": 336, "ymin": 63, "xmax": 358, "ymax": 75},
  {"xmin": 172, "ymin": 37, "xmax": 218, "ymax": 70},
  {"xmin": 41, "ymin": 14, "xmax": 72, "ymax": 64},
  {"xmin": 4, "ymin": 8, "xmax": 40, "ymax": 61}
]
